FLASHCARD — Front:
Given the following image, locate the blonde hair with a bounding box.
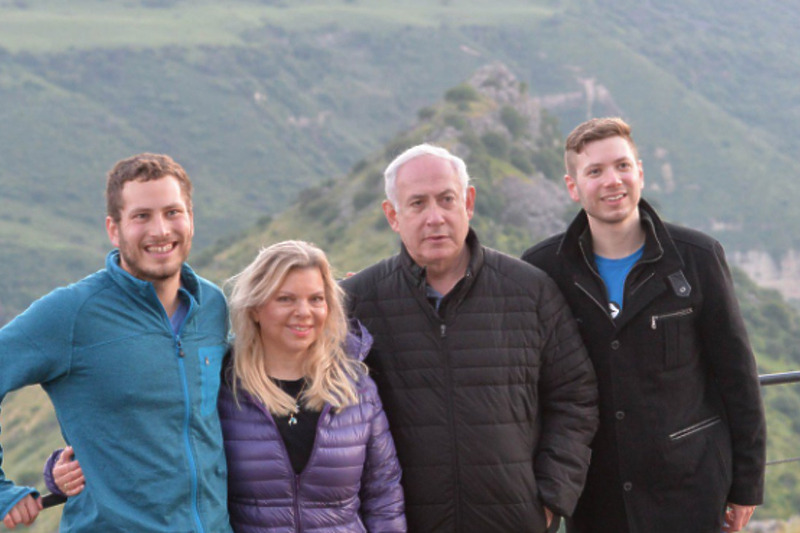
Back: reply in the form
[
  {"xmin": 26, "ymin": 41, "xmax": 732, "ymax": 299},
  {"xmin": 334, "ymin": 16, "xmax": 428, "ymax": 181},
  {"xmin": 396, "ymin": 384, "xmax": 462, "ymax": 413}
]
[{"xmin": 227, "ymin": 240, "xmax": 366, "ymax": 414}]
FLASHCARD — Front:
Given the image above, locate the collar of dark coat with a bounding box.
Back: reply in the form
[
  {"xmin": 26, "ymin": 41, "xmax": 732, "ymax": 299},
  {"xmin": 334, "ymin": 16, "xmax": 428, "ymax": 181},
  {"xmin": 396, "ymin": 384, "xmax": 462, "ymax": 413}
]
[
  {"xmin": 556, "ymin": 199, "xmax": 688, "ymax": 327},
  {"xmin": 399, "ymin": 228, "xmax": 484, "ymax": 311}
]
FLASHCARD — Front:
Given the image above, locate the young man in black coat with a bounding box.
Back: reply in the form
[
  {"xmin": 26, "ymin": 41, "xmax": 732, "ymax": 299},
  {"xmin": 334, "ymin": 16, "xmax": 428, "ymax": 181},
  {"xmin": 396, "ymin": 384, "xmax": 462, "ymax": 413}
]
[{"xmin": 522, "ymin": 118, "xmax": 766, "ymax": 533}]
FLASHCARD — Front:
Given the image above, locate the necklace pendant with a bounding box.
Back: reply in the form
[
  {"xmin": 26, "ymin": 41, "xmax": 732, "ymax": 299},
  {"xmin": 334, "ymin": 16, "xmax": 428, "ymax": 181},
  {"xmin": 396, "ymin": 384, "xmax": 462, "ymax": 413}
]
[{"xmin": 288, "ymin": 414, "xmax": 298, "ymax": 426}]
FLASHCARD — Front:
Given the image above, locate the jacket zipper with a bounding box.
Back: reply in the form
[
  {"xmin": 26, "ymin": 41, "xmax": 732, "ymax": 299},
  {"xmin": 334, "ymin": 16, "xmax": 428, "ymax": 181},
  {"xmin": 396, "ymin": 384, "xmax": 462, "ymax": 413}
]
[
  {"xmin": 173, "ymin": 292, "xmax": 205, "ymax": 533},
  {"xmin": 439, "ymin": 316, "xmax": 460, "ymax": 529},
  {"xmin": 175, "ymin": 335, "xmax": 205, "ymax": 533},
  {"xmin": 575, "ymin": 282, "xmax": 616, "ymax": 326},
  {"xmin": 293, "ymin": 475, "xmax": 303, "ymax": 533},
  {"xmin": 669, "ymin": 416, "xmax": 721, "ymax": 441},
  {"xmin": 651, "ymin": 307, "xmax": 694, "ymax": 330},
  {"xmin": 267, "ymin": 400, "xmax": 330, "ymax": 533},
  {"xmin": 628, "ymin": 271, "xmax": 655, "ymax": 296}
]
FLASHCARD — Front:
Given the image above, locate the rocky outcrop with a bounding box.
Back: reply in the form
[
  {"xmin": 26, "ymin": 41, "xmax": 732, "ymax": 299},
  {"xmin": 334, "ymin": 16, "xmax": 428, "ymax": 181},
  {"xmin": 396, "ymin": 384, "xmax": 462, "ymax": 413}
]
[{"xmin": 732, "ymin": 250, "xmax": 800, "ymax": 302}]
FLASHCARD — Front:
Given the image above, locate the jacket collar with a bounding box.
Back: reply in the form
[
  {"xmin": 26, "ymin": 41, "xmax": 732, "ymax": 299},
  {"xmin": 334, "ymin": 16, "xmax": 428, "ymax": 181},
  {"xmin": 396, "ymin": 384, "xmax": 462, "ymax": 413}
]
[
  {"xmin": 345, "ymin": 320, "xmax": 374, "ymax": 362},
  {"xmin": 556, "ymin": 200, "xmax": 686, "ymax": 327},
  {"xmin": 399, "ymin": 228, "xmax": 484, "ymax": 314},
  {"xmin": 105, "ymin": 249, "xmax": 202, "ymax": 311},
  {"xmin": 558, "ymin": 199, "xmax": 683, "ymax": 274},
  {"xmin": 400, "ymin": 228, "xmax": 484, "ymax": 289}
]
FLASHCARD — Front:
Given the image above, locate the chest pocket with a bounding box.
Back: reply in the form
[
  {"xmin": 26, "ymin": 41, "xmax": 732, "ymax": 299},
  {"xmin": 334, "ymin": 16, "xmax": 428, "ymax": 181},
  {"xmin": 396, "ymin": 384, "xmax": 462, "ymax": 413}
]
[
  {"xmin": 198, "ymin": 345, "xmax": 227, "ymax": 416},
  {"xmin": 650, "ymin": 307, "xmax": 699, "ymax": 369}
]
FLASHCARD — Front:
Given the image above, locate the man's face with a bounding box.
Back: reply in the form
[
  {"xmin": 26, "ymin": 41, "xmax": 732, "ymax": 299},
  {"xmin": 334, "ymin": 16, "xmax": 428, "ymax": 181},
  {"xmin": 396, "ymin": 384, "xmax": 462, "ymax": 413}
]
[
  {"xmin": 383, "ymin": 154, "xmax": 475, "ymax": 273},
  {"xmin": 565, "ymin": 136, "xmax": 643, "ymax": 229},
  {"xmin": 106, "ymin": 176, "xmax": 193, "ymax": 286}
]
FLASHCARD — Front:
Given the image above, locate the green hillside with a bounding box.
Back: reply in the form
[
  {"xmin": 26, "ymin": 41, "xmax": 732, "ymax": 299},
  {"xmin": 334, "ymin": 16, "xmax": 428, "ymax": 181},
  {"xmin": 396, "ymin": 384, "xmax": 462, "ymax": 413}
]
[{"xmin": 3, "ymin": 0, "xmax": 800, "ymax": 316}]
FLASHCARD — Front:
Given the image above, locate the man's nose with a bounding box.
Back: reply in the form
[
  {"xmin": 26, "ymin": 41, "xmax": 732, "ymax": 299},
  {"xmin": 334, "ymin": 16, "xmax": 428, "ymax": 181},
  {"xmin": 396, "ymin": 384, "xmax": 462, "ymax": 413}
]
[
  {"xmin": 425, "ymin": 205, "xmax": 446, "ymax": 225},
  {"xmin": 605, "ymin": 169, "xmax": 623, "ymax": 185},
  {"xmin": 149, "ymin": 214, "xmax": 170, "ymax": 236}
]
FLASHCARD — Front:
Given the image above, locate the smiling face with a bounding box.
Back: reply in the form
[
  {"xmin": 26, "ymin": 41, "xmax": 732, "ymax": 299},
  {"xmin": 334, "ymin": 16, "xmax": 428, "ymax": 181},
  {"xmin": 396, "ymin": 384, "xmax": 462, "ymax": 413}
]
[
  {"xmin": 106, "ymin": 176, "xmax": 193, "ymax": 289},
  {"xmin": 382, "ymin": 154, "xmax": 475, "ymax": 277},
  {"xmin": 253, "ymin": 267, "xmax": 329, "ymax": 365},
  {"xmin": 565, "ymin": 135, "xmax": 644, "ymax": 232}
]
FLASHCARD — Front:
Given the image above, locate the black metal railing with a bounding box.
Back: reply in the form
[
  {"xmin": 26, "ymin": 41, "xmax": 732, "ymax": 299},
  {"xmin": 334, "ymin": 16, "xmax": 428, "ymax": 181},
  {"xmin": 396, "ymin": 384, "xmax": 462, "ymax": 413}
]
[
  {"xmin": 760, "ymin": 371, "xmax": 800, "ymax": 467},
  {"xmin": 760, "ymin": 371, "xmax": 800, "ymax": 387}
]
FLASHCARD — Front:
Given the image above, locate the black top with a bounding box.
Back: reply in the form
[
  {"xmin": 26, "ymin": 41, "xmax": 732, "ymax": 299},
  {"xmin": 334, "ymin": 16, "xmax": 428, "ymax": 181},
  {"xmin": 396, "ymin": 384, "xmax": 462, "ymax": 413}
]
[{"xmin": 272, "ymin": 378, "xmax": 321, "ymax": 474}]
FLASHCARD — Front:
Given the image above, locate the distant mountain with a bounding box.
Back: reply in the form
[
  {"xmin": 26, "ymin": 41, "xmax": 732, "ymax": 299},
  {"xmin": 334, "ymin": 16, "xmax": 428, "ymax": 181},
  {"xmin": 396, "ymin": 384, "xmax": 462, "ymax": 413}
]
[
  {"xmin": 3, "ymin": 0, "xmax": 800, "ymax": 317},
  {"xmin": 194, "ymin": 63, "xmax": 573, "ymax": 280}
]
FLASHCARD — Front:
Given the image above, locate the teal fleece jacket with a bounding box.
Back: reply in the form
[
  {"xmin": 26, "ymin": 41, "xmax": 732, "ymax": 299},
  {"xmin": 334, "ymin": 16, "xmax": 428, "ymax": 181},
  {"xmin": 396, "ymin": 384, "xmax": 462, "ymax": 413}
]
[{"xmin": 0, "ymin": 250, "xmax": 232, "ymax": 532}]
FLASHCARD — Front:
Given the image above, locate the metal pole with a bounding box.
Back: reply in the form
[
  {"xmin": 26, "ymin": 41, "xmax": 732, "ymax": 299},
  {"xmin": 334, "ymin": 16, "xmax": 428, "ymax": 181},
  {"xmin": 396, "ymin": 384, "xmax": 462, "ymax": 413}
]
[{"xmin": 759, "ymin": 371, "xmax": 800, "ymax": 386}]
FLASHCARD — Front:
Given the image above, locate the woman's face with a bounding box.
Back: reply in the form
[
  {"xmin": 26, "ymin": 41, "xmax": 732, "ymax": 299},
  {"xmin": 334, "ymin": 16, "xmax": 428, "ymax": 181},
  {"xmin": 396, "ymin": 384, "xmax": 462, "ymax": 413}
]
[{"xmin": 253, "ymin": 267, "xmax": 328, "ymax": 363}]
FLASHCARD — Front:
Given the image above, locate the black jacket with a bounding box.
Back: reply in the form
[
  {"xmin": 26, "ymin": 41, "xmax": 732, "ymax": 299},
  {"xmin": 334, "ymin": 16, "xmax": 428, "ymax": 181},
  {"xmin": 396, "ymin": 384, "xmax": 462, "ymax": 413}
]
[
  {"xmin": 522, "ymin": 200, "xmax": 766, "ymax": 533},
  {"xmin": 341, "ymin": 229, "xmax": 598, "ymax": 533}
]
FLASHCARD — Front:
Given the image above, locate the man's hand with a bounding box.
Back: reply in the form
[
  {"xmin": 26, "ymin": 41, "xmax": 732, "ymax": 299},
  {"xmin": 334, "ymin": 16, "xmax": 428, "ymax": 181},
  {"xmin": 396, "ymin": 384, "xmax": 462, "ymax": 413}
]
[
  {"xmin": 2, "ymin": 494, "xmax": 42, "ymax": 529},
  {"xmin": 722, "ymin": 503, "xmax": 756, "ymax": 532},
  {"xmin": 544, "ymin": 506, "xmax": 553, "ymax": 527},
  {"xmin": 54, "ymin": 446, "xmax": 85, "ymax": 497}
]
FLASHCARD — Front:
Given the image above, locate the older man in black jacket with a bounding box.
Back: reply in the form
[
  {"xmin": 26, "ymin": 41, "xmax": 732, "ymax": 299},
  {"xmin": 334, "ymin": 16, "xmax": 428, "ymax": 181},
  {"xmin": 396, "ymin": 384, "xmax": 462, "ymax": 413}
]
[
  {"xmin": 523, "ymin": 118, "xmax": 766, "ymax": 533},
  {"xmin": 341, "ymin": 143, "xmax": 598, "ymax": 532}
]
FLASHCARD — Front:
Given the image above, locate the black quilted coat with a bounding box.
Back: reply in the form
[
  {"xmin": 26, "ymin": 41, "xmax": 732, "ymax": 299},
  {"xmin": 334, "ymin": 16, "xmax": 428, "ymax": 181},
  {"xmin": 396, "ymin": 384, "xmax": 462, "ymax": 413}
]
[{"xmin": 342, "ymin": 230, "xmax": 599, "ymax": 533}]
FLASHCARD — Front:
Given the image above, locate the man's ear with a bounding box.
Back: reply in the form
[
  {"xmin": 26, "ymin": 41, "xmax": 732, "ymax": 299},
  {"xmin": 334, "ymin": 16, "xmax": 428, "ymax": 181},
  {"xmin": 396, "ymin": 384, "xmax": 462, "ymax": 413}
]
[
  {"xmin": 187, "ymin": 208, "xmax": 195, "ymax": 240},
  {"xmin": 638, "ymin": 159, "xmax": 645, "ymax": 188},
  {"xmin": 382, "ymin": 200, "xmax": 400, "ymax": 233},
  {"xmin": 106, "ymin": 216, "xmax": 120, "ymax": 247},
  {"xmin": 465, "ymin": 186, "xmax": 476, "ymax": 220},
  {"xmin": 564, "ymin": 174, "xmax": 581, "ymax": 203}
]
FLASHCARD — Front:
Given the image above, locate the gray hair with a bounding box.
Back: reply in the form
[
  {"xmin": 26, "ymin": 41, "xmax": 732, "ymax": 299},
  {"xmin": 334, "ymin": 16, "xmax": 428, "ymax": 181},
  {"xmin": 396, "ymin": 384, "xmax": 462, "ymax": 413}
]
[{"xmin": 384, "ymin": 143, "xmax": 470, "ymax": 207}]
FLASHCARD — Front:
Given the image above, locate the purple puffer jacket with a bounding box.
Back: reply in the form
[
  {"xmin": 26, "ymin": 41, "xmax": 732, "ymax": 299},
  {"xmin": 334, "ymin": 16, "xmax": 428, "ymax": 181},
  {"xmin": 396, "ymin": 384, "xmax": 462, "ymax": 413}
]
[{"xmin": 218, "ymin": 324, "xmax": 406, "ymax": 533}]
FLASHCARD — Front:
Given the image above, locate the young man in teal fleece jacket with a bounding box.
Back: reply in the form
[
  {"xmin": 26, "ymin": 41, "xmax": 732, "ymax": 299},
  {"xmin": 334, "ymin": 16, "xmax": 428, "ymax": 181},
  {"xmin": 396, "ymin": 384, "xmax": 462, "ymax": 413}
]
[{"xmin": 0, "ymin": 154, "xmax": 232, "ymax": 532}]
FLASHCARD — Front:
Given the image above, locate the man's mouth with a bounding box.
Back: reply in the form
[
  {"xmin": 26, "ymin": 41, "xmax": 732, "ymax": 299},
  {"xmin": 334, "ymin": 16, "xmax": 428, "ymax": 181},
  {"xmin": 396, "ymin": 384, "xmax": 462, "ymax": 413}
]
[{"xmin": 146, "ymin": 243, "xmax": 176, "ymax": 254}]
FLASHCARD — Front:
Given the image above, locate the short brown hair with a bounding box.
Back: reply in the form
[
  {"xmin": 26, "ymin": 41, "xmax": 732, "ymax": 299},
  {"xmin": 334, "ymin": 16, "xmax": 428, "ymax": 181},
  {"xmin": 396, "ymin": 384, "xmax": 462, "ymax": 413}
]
[
  {"xmin": 106, "ymin": 153, "xmax": 192, "ymax": 221},
  {"xmin": 564, "ymin": 117, "xmax": 638, "ymax": 177}
]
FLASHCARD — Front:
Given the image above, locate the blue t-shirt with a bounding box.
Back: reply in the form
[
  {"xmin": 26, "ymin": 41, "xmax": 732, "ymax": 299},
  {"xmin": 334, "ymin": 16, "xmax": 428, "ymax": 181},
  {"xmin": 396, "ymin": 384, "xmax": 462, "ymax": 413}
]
[
  {"xmin": 170, "ymin": 292, "xmax": 190, "ymax": 334},
  {"xmin": 595, "ymin": 246, "xmax": 643, "ymax": 319}
]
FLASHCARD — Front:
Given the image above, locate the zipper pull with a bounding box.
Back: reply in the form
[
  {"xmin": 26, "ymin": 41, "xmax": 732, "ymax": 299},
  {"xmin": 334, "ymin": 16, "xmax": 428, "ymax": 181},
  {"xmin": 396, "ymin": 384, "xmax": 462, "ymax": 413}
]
[
  {"xmin": 177, "ymin": 337, "xmax": 185, "ymax": 357},
  {"xmin": 651, "ymin": 316, "xmax": 657, "ymax": 330},
  {"xmin": 440, "ymin": 324, "xmax": 447, "ymax": 338}
]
